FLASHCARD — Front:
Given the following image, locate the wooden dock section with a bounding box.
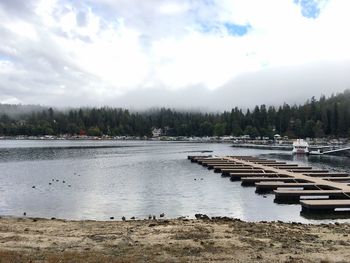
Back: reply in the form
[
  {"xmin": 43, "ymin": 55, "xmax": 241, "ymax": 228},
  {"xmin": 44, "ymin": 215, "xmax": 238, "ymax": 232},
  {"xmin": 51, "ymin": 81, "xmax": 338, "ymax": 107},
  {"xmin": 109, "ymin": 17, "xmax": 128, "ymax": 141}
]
[
  {"xmin": 241, "ymin": 177, "xmax": 306, "ymax": 186},
  {"xmin": 301, "ymin": 200, "xmax": 350, "ymax": 213},
  {"xmin": 255, "ymin": 182, "xmax": 321, "ymax": 193},
  {"xmin": 241, "ymin": 176, "xmax": 350, "ymax": 186},
  {"xmin": 188, "ymin": 155, "xmax": 350, "ymax": 215}
]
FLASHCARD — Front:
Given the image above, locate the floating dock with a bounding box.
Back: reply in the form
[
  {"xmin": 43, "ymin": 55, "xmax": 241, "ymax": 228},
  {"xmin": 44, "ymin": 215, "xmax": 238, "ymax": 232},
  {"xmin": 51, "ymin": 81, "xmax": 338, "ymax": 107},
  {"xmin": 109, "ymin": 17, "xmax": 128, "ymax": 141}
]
[
  {"xmin": 188, "ymin": 155, "xmax": 350, "ymax": 215},
  {"xmin": 317, "ymin": 146, "xmax": 350, "ymax": 156}
]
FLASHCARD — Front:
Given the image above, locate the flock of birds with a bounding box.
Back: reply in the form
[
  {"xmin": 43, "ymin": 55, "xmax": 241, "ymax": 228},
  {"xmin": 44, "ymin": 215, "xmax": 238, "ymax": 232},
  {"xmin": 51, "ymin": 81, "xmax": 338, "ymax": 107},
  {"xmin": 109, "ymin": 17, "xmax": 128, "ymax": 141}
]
[
  {"xmin": 27, "ymin": 172, "xmax": 166, "ymax": 221},
  {"xmin": 31, "ymin": 172, "xmax": 82, "ymax": 190},
  {"xmin": 110, "ymin": 213, "xmax": 165, "ymax": 221}
]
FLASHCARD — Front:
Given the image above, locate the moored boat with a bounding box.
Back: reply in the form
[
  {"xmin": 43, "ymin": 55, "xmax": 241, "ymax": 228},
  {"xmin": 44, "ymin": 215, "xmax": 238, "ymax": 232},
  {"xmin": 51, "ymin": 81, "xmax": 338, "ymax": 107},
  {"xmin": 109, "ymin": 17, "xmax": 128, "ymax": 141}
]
[{"xmin": 292, "ymin": 139, "xmax": 309, "ymax": 154}]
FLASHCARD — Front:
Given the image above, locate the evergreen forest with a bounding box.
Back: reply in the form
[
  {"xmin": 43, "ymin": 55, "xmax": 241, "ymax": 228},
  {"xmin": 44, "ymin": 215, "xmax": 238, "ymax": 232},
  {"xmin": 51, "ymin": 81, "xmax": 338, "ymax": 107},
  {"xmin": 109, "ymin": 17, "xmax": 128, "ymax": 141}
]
[{"xmin": 1, "ymin": 90, "xmax": 350, "ymax": 138}]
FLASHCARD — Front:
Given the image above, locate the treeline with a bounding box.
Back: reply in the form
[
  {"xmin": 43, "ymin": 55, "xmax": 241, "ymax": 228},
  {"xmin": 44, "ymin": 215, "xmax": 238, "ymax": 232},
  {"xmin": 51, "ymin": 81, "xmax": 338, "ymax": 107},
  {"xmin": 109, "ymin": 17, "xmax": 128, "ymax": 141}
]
[{"xmin": 1, "ymin": 90, "xmax": 350, "ymax": 138}]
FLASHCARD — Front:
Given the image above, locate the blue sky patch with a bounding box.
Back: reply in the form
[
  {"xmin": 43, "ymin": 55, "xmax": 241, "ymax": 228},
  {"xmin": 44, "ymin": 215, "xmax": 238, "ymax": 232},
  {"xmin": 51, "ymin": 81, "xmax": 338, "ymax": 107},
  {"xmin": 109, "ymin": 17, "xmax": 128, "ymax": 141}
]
[
  {"xmin": 224, "ymin": 23, "xmax": 251, "ymax": 36},
  {"xmin": 198, "ymin": 22, "xmax": 220, "ymax": 33},
  {"xmin": 294, "ymin": 0, "xmax": 325, "ymax": 19},
  {"xmin": 0, "ymin": 54, "xmax": 11, "ymax": 61},
  {"xmin": 197, "ymin": 22, "xmax": 251, "ymax": 36}
]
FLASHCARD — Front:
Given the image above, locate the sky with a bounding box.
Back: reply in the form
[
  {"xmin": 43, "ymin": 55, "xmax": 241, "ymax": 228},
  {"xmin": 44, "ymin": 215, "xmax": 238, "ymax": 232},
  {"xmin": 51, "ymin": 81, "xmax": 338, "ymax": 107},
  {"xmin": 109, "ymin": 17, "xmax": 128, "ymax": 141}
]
[{"xmin": 0, "ymin": 0, "xmax": 349, "ymax": 110}]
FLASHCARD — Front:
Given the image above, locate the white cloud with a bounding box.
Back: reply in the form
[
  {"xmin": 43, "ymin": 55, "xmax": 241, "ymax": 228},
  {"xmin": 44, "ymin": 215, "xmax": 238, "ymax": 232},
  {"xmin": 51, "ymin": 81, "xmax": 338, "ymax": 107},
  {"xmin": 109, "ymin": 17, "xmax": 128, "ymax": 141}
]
[
  {"xmin": 0, "ymin": 60, "xmax": 15, "ymax": 74},
  {"xmin": 151, "ymin": 32, "xmax": 261, "ymax": 90},
  {"xmin": 158, "ymin": 2, "xmax": 189, "ymax": 15},
  {"xmin": 0, "ymin": 0, "xmax": 350, "ymax": 108},
  {"xmin": 5, "ymin": 21, "xmax": 38, "ymax": 40},
  {"xmin": 0, "ymin": 96, "xmax": 22, "ymax": 104}
]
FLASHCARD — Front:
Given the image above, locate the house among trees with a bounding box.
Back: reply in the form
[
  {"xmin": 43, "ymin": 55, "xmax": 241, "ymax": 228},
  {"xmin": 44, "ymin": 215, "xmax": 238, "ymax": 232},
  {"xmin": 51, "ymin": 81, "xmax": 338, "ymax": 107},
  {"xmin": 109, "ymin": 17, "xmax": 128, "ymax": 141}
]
[
  {"xmin": 274, "ymin": 134, "xmax": 281, "ymax": 141},
  {"xmin": 152, "ymin": 128, "xmax": 163, "ymax": 138}
]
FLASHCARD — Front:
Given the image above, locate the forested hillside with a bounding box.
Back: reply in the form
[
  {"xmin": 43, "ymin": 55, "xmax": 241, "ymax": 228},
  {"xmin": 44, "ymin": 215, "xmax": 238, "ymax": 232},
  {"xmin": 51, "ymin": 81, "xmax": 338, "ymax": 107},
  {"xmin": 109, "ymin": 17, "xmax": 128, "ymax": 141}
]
[{"xmin": 0, "ymin": 90, "xmax": 350, "ymax": 138}]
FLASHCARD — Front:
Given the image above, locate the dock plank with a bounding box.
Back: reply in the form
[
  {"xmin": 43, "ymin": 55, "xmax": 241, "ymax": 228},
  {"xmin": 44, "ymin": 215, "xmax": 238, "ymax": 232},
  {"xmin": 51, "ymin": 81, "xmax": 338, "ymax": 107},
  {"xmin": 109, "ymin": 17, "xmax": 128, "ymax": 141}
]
[
  {"xmin": 301, "ymin": 199, "xmax": 350, "ymax": 213},
  {"xmin": 256, "ymin": 182, "xmax": 318, "ymax": 193},
  {"xmin": 241, "ymin": 177, "xmax": 303, "ymax": 186},
  {"xmin": 229, "ymin": 173, "xmax": 287, "ymax": 181},
  {"xmin": 274, "ymin": 189, "xmax": 349, "ymax": 202}
]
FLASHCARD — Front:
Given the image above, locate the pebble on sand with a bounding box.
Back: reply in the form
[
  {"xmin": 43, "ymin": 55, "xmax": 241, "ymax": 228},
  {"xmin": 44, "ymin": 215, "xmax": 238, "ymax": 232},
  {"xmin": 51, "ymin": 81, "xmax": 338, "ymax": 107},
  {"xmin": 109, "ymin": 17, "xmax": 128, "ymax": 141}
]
[{"xmin": 160, "ymin": 213, "xmax": 165, "ymax": 218}]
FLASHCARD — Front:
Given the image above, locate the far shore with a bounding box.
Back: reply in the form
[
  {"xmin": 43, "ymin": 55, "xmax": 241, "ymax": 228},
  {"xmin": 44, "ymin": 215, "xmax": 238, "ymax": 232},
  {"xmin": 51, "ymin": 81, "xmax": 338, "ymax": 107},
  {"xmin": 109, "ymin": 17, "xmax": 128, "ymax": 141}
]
[
  {"xmin": 1, "ymin": 135, "xmax": 348, "ymax": 145},
  {"xmin": 0, "ymin": 216, "xmax": 349, "ymax": 262}
]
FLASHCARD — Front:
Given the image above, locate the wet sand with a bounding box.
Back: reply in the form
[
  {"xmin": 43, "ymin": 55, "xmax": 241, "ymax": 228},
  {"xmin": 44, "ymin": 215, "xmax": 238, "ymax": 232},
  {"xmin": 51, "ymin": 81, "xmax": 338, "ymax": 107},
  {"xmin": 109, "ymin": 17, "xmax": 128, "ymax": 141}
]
[{"xmin": 0, "ymin": 216, "xmax": 349, "ymax": 262}]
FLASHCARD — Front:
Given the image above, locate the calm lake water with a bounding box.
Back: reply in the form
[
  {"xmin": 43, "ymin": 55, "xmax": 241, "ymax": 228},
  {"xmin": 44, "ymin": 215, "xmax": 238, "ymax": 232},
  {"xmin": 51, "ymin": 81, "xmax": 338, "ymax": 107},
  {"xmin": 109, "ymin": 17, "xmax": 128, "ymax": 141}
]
[{"xmin": 1, "ymin": 140, "xmax": 350, "ymax": 223}]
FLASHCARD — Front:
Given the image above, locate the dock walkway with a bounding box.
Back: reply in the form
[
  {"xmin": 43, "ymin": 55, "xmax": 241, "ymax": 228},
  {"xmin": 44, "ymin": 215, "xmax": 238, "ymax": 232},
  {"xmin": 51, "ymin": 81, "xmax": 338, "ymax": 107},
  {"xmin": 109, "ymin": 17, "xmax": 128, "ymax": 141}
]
[
  {"xmin": 188, "ymin": 155, "xmax": 350, "ymax": 215},
  {"xmin": 322, "ymin": 146, "xmax": 350, "ymax": 155}
]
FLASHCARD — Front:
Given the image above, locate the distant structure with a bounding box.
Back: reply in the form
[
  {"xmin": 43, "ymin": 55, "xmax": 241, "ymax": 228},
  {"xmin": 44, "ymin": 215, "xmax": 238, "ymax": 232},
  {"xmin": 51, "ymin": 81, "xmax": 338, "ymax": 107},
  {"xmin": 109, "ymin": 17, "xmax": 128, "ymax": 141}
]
[
  {"xmin": 152, "ymin": 128, "xmax": 163, "ymax": 138},
  {"xmin": 273, "ymin": 134, "xmax": 281, "ymax": 141}
]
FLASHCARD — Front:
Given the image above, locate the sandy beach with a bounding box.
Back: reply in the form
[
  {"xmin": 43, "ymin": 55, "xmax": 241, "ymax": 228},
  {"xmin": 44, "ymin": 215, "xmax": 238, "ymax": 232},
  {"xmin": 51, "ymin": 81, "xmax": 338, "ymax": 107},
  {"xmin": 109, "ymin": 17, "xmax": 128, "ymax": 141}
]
[{"xmin": 0, "ymin": 216, "xmax": 349, "ymax": 262}]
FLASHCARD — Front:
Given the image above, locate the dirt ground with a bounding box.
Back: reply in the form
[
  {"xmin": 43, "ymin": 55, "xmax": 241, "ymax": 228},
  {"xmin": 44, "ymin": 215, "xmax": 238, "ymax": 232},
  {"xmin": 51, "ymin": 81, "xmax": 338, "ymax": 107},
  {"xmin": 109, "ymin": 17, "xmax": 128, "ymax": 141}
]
[{"xmin": 0, "ymin": 216, "xmax": 349, "ymax": 263}]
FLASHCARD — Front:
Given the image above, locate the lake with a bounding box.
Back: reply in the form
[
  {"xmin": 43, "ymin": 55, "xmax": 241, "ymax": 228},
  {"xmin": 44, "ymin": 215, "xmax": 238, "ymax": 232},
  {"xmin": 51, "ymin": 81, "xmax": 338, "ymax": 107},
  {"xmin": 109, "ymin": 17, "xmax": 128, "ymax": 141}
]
[{"xmin": 1, "ymin": 140, "xmax": 350, "ymax": 223}]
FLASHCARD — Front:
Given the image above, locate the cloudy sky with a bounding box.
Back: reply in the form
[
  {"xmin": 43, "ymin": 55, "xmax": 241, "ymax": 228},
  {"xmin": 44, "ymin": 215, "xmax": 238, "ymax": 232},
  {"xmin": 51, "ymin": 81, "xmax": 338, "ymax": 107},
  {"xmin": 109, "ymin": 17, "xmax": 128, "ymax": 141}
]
[{"xmin": 0, "ymin": 0, "xmax": 349, "ymax": 110}]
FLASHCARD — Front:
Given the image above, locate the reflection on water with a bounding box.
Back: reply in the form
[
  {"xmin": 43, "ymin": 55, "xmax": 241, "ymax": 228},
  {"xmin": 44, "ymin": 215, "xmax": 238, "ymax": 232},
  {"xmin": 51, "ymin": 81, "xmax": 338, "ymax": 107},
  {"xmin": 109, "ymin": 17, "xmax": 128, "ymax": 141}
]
[{"xmin": 0, "ymin": 140, "xmax": 349, "ymax": 223}]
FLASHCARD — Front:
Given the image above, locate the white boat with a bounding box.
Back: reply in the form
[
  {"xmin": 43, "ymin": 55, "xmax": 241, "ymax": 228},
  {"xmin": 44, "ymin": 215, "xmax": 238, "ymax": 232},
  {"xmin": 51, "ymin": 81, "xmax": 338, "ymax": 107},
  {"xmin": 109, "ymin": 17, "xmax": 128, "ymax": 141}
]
[
  {"xmin": 309, "ymin": 149, "xmax": 323, "ymax": 155},
  {"xmin": 292, "ymin": 139, "xmax": 309, "ymax": 154}
]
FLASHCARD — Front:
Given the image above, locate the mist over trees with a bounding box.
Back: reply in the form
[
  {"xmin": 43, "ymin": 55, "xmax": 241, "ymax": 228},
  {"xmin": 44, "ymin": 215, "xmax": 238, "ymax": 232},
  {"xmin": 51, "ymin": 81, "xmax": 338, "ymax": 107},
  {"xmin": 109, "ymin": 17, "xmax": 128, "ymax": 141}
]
[
  {"xmin": 1, "ymin": 90, "xmax": 350, "ymax": 138},
  {"xmin": 0, "ymin": 104, "xmax": 47, "ymax": 118}
]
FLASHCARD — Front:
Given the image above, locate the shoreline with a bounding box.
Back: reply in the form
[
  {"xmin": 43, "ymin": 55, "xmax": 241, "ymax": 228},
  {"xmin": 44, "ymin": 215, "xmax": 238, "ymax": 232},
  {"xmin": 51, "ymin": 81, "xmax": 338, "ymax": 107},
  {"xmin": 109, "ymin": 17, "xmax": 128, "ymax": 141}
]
[
  {"xmin": 1, "ymin": 137, "xmax": 348, "ymax": 146},
  {"xmin": 0, "ymin": 216, "xmax": 349, "ymax": 262}
]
